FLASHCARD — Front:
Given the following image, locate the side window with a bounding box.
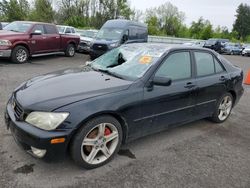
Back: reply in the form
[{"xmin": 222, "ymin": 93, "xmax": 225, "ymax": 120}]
[
  {"xmin": 45, "ymin": 25, "xmax": 57, "ymax": 34},
  {"xmin": 129, "ymin": 26, "xmax": 137, "ymax": 39},
  {"xmin": 32, "ymin": 25, "xmax": 45, "ymax": 34},
  {"xmin": 214, "ymin": 58, "xmax": 224, "ymax": 73},
  {"xmin": 155, "ymin": 52, "xmax": 191, "ymax": 81},
  {"xmin": 194, "ymin": 52, "xmax": 215, "ymax": 76},
  {"xmin": 71, "ymin": 28, "xmax": 75, "ymax": 33},
  {"xmin": 65, "ymin": 27, "xmax": 71, "ymax": 34}
]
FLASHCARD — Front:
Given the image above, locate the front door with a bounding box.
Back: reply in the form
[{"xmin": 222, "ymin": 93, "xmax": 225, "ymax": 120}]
[
  {"xmin": 30, "ymin": 24, "xmax": 46, "ymax": 54},
  {"xmin": 141, "ymin": 51, "xmax": 197, "ymax": 133}
]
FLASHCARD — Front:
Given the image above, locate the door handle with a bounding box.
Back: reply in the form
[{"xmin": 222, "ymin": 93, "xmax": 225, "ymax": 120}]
[
  {"xmin": 219, "ymin": 76, "xmax": 227, "ymax": 81},
  {"xmin": 42, "ymin": 37, "xmax": 47, "ymax": 39},
  {"xmin": 184, "ymin": 82, "xmax": 196, "ymax": 89}
]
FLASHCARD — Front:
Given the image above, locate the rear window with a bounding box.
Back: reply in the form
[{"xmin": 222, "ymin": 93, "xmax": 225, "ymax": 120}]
[
  {"xmin": 194, "ymin": 51, "xmax": 225, "ymax": 76},
  {"xmin": 45, "ymin": 25, "xmax": 57, "ymax": 34}
]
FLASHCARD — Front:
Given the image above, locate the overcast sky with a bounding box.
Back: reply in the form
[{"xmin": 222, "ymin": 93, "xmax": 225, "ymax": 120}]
[{"xmin": 130, "ymin": 0, "xmax": 249, "ymax": 31}]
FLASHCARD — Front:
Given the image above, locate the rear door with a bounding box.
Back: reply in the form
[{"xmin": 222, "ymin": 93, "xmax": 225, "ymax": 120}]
[
  {"xmin": 141, "ymin": 51, "xmax": 197, "ymax": 132},
  {"xmin": 193, "ymin": 50, "xmax": 229, "ymax": 117},
  {"xmin": 44, "ymin": 24, "xmax": 60, "ymax": 51}
]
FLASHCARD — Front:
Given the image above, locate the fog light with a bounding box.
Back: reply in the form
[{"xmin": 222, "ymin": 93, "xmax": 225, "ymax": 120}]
[{"xmin": 31, "ymin": 146, "xmax": 46, "ymax": 158}]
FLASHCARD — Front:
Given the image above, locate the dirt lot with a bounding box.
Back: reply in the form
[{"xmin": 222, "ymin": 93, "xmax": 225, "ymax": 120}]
[{"xmin": 0, "ymin": 53, "xmax": 250, "ymax": 188}]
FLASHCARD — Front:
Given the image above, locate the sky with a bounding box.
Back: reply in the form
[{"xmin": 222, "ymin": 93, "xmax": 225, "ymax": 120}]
[{"xmin": 130, "ymin": 0, "xmax": 250, "ymax": 31}]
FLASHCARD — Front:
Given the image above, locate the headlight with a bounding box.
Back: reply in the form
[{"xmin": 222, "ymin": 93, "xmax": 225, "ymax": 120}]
[
  {"xmin": 25, "ymin": 112, "xmax": 69, "ymax": 131},
  {"xmin": 110, "ymin": 42, "xmax": 119, "ymax": 48},
  {"xmin": 0, "ymin": 40, "xmax": 12, "ymax": 46}
]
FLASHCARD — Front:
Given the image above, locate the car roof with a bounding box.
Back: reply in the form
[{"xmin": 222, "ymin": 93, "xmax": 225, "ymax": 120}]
[
  {"xmin": 123, "ymin": 43, "xmax": 214, "ymax": 53},
  {"xmin": 13, "ymin": 21, "xmax": 55, "ymax": 25},
  {"xmin": 103, "ymin": 19, "xmax": 147, "ymax": 28},
  {"xmin": 57, "ymin": 25, "xmax": 74, "ymax": 28}
]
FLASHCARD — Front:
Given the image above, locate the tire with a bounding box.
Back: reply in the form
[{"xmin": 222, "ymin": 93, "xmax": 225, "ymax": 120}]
[
  {"xmin": 210, "ymin": 93, "xmax": 233, "ymax": 123},
  {"xmin": 65, "ymin": 43, "xmax": 76, "ymax": 57},
  {"xmin": 70, "ymin": 115, "xmax": 122, "ymax": 169},
  {"xmin": 11, "ymin": 46, "xmax": 29, "ymax": 64}
]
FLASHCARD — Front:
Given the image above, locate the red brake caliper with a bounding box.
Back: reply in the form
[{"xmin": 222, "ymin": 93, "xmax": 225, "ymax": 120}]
[{"xmin": 104, "ymin": 127, "xmax": 112, "ymax": 136}]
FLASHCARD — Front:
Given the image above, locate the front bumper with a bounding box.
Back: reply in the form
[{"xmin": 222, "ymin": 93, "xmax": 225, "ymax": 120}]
[
  {"xmin": 89, "ymin": 49, "xmax": 107, "ymax": 59},
  {"xmin": 0, "ymin": 49, "xmax": 11, "ymax": 57},
  {"xmin": 5, "ymin": 102, "xmax": 73, "ymax": 160},
  {"xmin": 78, "ymin": 42, "xmax": 91, "ymax": 53}
]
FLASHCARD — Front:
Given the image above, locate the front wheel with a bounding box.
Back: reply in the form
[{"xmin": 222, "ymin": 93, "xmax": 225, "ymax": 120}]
[
  {"xmin": 210, "ymin": 93, "xmax": 233, "ymax": 123},
  {"xmin": 70, "ymin": 116, "xmax": 122, "ymax": 169},
  {"xmin": 11, "ymin": 46, "xmax": 29, "ymax": 64},
  {"xmin": 65, "ymin": 44, "xmax": 76, "ymax": 57}
]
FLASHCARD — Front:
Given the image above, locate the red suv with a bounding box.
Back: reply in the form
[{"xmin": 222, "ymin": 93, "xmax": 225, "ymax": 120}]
[{"xmin": 0, "ymin": 21, "xmax": 80, "ymax": 63}]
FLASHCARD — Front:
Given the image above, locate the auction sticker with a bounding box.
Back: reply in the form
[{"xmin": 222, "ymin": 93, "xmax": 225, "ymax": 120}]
[{"xmin": 139, "ymin": 56, "xmax": 152, "ymax": 64}]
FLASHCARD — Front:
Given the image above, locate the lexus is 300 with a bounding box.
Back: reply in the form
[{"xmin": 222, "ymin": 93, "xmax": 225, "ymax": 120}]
[{"xmin": 5, "ymin": 43, "xmax": 244, "ymax": 169}]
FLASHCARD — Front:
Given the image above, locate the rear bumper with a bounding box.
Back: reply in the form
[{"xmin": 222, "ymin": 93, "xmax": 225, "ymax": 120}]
[
  {"xmin": 242, "ymin": 51, "xmax": 250, "ymax": 56},
  {"xmin": 5, "ymin": 102, "xmax": 73, "ymax": 160},
  {"xmin": 0, "ymin": 49, "xmax": 11, "ymax": 57}
]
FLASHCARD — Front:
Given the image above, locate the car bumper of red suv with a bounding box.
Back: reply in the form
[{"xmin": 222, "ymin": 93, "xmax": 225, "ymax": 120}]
[{"xmin": 0, "ymin": 49, "xmax": 11, "ymax": 57}]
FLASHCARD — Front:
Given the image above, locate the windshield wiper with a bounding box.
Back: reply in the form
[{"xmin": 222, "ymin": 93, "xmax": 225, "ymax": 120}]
[
  {"xmin": 92, "ymin": 67, "xmax": 124, "ymax": 80},
  {"xmin": 9, "ymin": 29, "xmax": 20, "ymax": 32}
]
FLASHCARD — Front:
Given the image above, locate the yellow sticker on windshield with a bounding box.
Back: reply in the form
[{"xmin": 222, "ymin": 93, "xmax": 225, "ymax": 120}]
[{"xmin": 139, "ymin": 56, "xmax": 152, "ymax": 64}]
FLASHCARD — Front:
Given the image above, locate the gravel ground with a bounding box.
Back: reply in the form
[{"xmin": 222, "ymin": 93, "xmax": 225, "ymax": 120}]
[{"xmin": 0, "ymin": 53, "xmax": 250, "ymax": 188}]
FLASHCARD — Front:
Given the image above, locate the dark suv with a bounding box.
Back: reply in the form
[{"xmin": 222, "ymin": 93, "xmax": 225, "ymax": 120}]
[
  {"xmin": 204, "ymin": 38, "xmax": 229, "ymax": 53},
  {"xmin": 89, "ymin": 19, "xmax": 148, "ymax": 59}
]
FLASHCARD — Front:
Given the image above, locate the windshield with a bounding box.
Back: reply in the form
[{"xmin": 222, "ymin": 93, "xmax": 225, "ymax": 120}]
[
  {"xmin": 4, "ymin": 22, "xmax": 32, "ymax": 33},
  {"xmin": 96, "ymin": 28, "xmax": 123, "ymax": 40},
  {"xmin": 225, "ymin": 43, "xmax": 234, "ymax": 47},
  {"xmin": 90, "ymin": 45, "xmax": 165, "ymax": 80},
  {"xmin": 57, "ymin": 26, "xmax": 65, "ymax": 33},
  {"xmin": 206, "ymin": 39, "xmax": 217, "ymax": 45},
  {"xmin": 78, "ymin": 30, "xmax": 97, "ymax": 38}
]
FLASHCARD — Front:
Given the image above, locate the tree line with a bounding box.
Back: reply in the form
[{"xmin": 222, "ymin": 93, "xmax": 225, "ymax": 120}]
[{"xmin": 0, "ymin": 0, "xmax": 250, "ymax": 42}]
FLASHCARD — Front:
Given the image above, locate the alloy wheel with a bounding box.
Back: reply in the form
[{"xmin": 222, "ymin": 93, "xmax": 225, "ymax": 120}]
[
  {"xmin": 16, "ymin": 49, "xmax": 27, "ymax": 63},
  {"xmin": 81, "ymin": 123, "xmax": 119, "ymax": 165},
  {"xmin": 69, "ymin": 46, "xmax": 75, "ymax": 56},
  {"xmin": 218, "ymin": 95, "xmax": 233, "ymax": 121}
]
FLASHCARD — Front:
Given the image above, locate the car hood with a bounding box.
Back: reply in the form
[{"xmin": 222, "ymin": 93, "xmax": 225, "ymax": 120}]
[
  {"xmin": 93, "ymin": 39, "xmax": 119, "ymax": 45},
  {"xmin": 15, "ymin": 66, "xmax": 132, "ymax": 111},
  {"xmin": 0, "ymin": 30, "xmax": 24, "ymax": 37},
  {"xmin": 80, "ymin": 36, "xmax": 93, "ymax": 42}
]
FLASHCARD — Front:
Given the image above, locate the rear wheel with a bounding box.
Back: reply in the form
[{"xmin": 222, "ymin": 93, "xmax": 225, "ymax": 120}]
[
  {"xmin": 65, "ymin": 44, "xmax": 76, "ymax": 57},
  {"xmin": 71, "ymin": 115, "xmax": 122, "ymax": 169},
  {"xmin": 210, "ymin": 93, "xmax": 233, "ymax": 123},
  {"xmin": 11, "ymin": 46, "xmax": 29, "ymax": 64}
]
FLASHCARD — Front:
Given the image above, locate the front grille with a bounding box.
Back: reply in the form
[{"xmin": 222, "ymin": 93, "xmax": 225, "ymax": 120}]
[
  {"xmin": 12, "ymin": 97, "xmax": 24, "ymax": 121},
  {"xmin": 80, "ymin": 42, "xmax": 87, "ymax": 47},
  {"xmin": 92, "ymin": 44, "xmax": 108, "ymax": 51}
]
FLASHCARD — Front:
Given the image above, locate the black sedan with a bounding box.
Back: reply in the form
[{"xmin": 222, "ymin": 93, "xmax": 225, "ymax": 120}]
[{"xmin": 5, "ymin": 43, "xmax": 244, "ymax": 169}]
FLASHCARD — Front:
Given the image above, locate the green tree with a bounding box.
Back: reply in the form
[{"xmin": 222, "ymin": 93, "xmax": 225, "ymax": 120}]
[
  {"xmin": 145, "ymin": 2, "xmax": 185, "ymax": 36},
  {"xmin": 146, "ymin": 16, "xmax": 161, "ymax": 35},
  {"xmin": 233, "ymin": 3, "xmax": 250, "ymax": 41},
  {"xmin": 190, "ymin": 17, "xmax": 213, "ymax": 39},
  {"xmin": 29, "ymin": 0, "xmax": 54, "ymax": 22},
  {"xmin": 0, "ymin": 0, "xmax": 29, "ymax": 21}
]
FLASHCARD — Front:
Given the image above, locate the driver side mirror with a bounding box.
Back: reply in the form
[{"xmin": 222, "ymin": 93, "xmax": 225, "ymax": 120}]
[
  {"xmin": 31, "ymin": 30, "xmax": 42, "ymax": 35},
  {"xmin": 122, "ymin": 34, "xmax": 128, "ymax": 44},
  {"xmin": 153, "ymin": 76, "xmax": 172, "ymax": 86}
]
